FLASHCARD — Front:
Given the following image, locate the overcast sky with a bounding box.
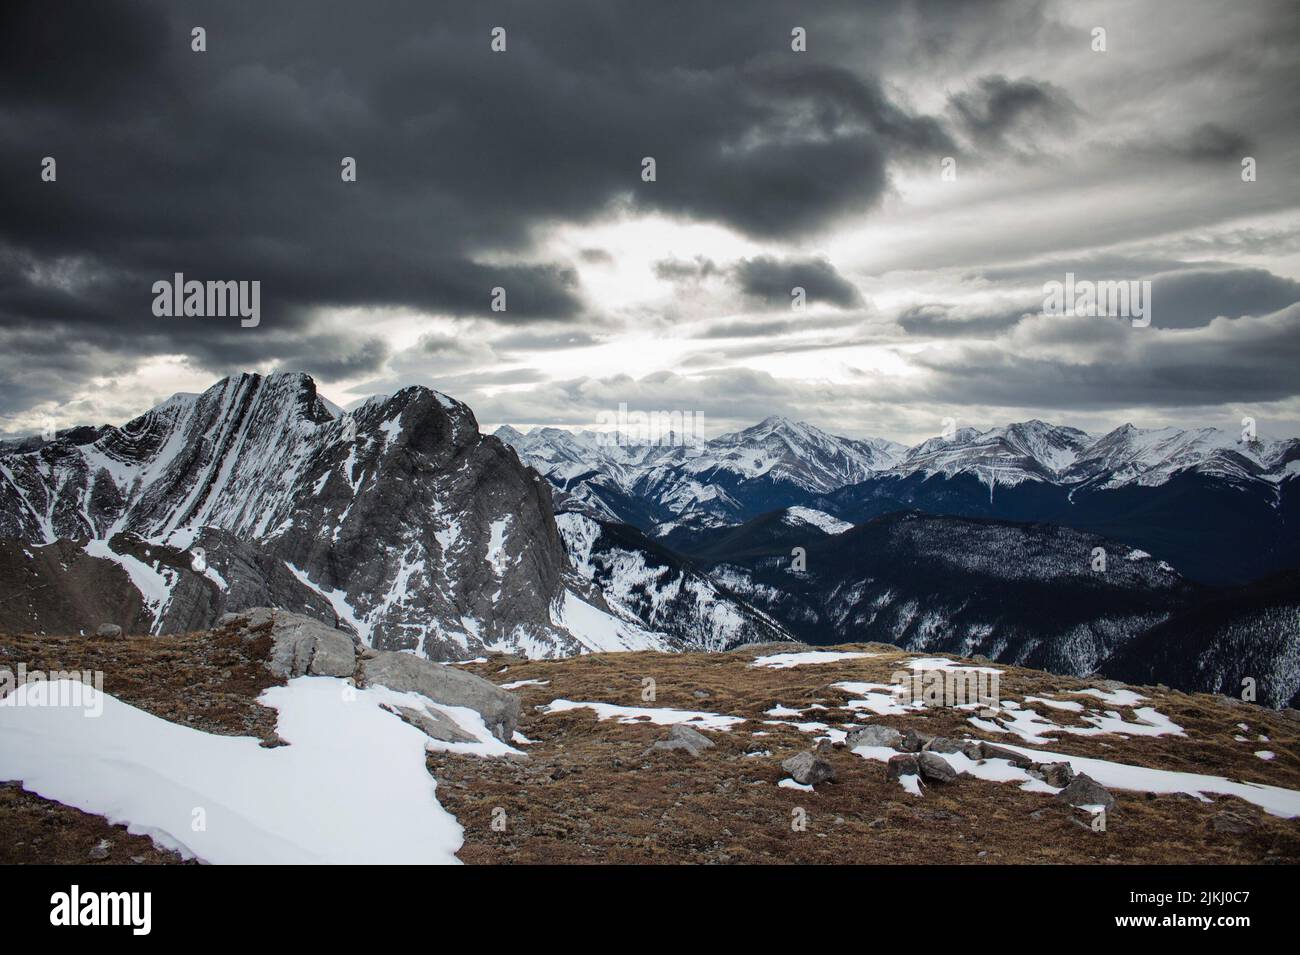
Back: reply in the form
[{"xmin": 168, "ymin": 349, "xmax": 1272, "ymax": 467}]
[{"xmin": 3, "ymin": 0, "xmax": 1299, "ymax": 443}]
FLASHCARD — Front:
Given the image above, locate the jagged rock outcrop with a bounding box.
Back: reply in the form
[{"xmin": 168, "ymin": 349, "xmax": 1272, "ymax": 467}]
[{"xmin": 0, "ymin": 372, "xmax": 675, "ymax": 659}]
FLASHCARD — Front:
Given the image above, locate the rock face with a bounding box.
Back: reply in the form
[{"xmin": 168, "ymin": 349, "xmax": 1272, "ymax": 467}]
[
  {"xmin": 250, "ymin": 609, "xmax": 357, "ymax": 679},
  {"xmin": 360, "ymin": 650, "xmax": 520, "ymax": 743},
  {"xmin": 555, "ymin": 511, "xmax": 792, "ymax": 651},
  {"xmin": 782, "ymin": 750, "xmax": 836, "ymax": 786},
  {"xmin": 0, "ymin": 372, "xmax": 675, "ymax": 659}
]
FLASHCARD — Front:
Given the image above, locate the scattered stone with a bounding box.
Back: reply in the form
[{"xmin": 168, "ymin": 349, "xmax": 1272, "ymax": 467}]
[
  {"xmin": 886, "ymin": 754, "xmax": 919, "ymax": 780},
  {"xmin": 846, "ymin": 725, "xmax": 902, "ymax": 749},
  {"xmin": 691, "ymin": 689, "xmax": 712, "ymax": 700},
  {"xmin": 960, "ymin": 741, "xmax": 984, "ymax": 760},
  {"xmin": 648, "ymin": 724, "xmax": 715, "ymax": 757},
  {"xmin": 88, "ymin": 839, "xmax": 111, "ymax": 860},
  {"xmin": 917, "ymin": 751, "xmax": 958, "ymax": 784},
  {"xmin": 93, "ymin": 623, "xmax": 122, "ymax": 640},
  {"xmin": 971, "ymin": 654, "xmax": 992, "ymax": 664},
  {"xmin": 899, "ymin": 728, "xmax": 934, "ymax": 752},
  {"xmin": 1055, "ymin": 773, "xmax": 1116, "ymax": 812},
  {"xmin": 782, "ymin": 750, "xmax": 836, "ymax": 786}
]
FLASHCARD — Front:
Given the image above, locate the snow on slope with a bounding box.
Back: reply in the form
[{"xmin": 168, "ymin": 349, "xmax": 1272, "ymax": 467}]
[
  {"xmin": 550, "ymin": 590, "xmax": 670, "ymax": 653},
  {"xmin": 0, "ymin": 677, "xmax": 521, "ymax": 863},
  {"xmin": 555, "ymin": 511, "xmax": 791, "ymax": 651},
  {"xmin": 783, "ymin": 507, "xmax": 853, "ymax": 535}
]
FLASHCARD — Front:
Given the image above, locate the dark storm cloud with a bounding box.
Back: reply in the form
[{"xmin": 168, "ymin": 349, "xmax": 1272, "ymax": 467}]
[
  {"xmin": 734, "ymin": 256, "xmax": 863, "ymax": 309},
  {"xmin": 897, "ymin": 304, "xmax": 1032, "ymax": 338},
  {"xmin": 906, "ymin": 305, "xmax": 1300, "ymax": 409},
  {"xmin": 1167, "ymin": 123, "xmax": 1253, "ymax": 163},
  {"xmin": 0, "ymin": 0, "xmax": 967, "ymax": 415},
  {"xmin": 948, "ymin": 75, "xmax": 1079, "ymax": 152},
  {"xmin": 1149, "ymin": 269, "xmax": 1300, "ymax": 328}
]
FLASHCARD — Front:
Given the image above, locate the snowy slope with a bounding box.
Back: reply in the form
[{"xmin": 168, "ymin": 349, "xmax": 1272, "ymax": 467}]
[{"xmin": 0, "ymin": 676, "xmax": 521, "ymax": 863}]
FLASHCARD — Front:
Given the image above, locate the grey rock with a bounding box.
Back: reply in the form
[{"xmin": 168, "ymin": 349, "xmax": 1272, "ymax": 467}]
[
  {"xmin": 262, "ymin": 609, "xmax": 357, "ymax": 679},
  {"xmin": 1035, "ymin": 762, "xmax": 1075, "ymax": 788},
  {"xmin": 380, "ymin": 702, "xmax": 478, "ymax": 744},
  {"xmin": 846, "ymin": 725, "xmax": 903, "ymax": 749},
  {"xmin": 94, "ymin": 623, "xmax": 122, "ymax": 640},
  {"xmin": 649, "ymin": 724, "xmax": 715, "ymax": 756},
  {"xmin": 978, "ymin": 742, "xmax": 1035, "ymax": 768},
  {"xmin": 362, "ymin": 650, "xmax": 520, "ymax": 742},
  {"xmin": 0, "ymin": 373, "xmax": 654, "ymax": 660},
  {"xmin": 923, "ymin": 736, "xmax": 965, "ymax": 755},
  {"xmin": 782, "ymin": 750, "xmax": 836, "ymax": 786},
  {"xmin": 886, "ymin": 754, "xmax": 919, "ymax": 780},
  {"xmin": 1055, "ymin": 773, "xmax": 1116, "ymax": 812},
  {"xmin": 917, "ymin": 751, "xmax": 958, "ymax": 784},
  {"xmin": 88, "ymin": 839, "xmax": 111, "ymax": 860},
  {"xmin": 960, "ymin": 741, "xmax": 984, "ymax": 760},
  {"xmin": 899, "ymin": 728, "xmax": 933, "ymax": 752}
]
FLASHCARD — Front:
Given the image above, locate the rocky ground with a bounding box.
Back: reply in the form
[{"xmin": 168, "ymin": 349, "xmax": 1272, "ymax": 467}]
[{"xmin": 2, "ymin": 626, "xmax": 1298, "ymax": 865}]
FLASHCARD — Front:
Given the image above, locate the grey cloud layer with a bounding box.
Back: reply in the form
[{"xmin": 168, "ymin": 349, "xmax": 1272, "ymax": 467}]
[{"xmin": 2, "ymin": 0, "xmax": 1298, "ymax": 435}]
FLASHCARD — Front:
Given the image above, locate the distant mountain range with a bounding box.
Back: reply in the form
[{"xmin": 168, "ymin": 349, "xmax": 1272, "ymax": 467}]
[{"xmin": 499, "ymin": 416, "xmax": 1300, "ymax": 585}]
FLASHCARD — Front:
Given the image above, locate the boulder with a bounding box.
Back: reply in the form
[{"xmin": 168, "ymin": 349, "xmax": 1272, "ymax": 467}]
[
  {"xmin": 917, "ymin": 751, "xmax": 958, "ymax": 784},
  {"xmin": 258, "ymin": 610, "xmax": 357, "ymax": 679},
  {"xmin": 899, "ymin": 728, "xmax": 934, "ymax": 753},
  {"xmin": 1035, "ymin": 762, "xmax": 1075, "ymax": 788},
  {"xmin": 846, "ymin": 725, "xmax": 903, "ymax": 749},
  {"xmin": 923, "ymin": 736, "xmax": 965, "ymax": 755},
  {"xmin": 380, "ymin": 702, "xmax": 478, "ymax": 744},
  {"xmin": 782, "ymin": 750, "xmax": 836, "ymax": 786},
  {"xmin": 649, "ymin": 724, "xmax": 715, "ymax": 757},
  {"xmin": 886, "ymin": 754, "xmax": 919, "ymax": 780},
  {"xmin": 362, "ymin": 649, "xmax": 520, "ymax": 742},
  {"xmin": 94, "ymin": 623, "xmax": 122, "ymax": 640},
  {"xmin": 1055, "ymin": 773, "xmax": 1116, "ymax": 812},
  {"xmin": 978, "ymin": 742, "xmax": 1035, "ymax": 768}
]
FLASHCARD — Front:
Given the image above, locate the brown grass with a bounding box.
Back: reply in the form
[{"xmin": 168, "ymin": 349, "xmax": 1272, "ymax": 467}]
[{"xmin": 2, "ymin": 633, "xmax": 1297, "ymax": 864}]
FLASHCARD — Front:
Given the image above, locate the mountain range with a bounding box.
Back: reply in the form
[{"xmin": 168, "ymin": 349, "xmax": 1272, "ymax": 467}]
[
  {"xmin": 3, "ymin": 373, "xmax": 1298, "ymax": 706},
  {"xmin": 499, "ymin": 416, "xmax": 1300, "ymax": 585}
]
